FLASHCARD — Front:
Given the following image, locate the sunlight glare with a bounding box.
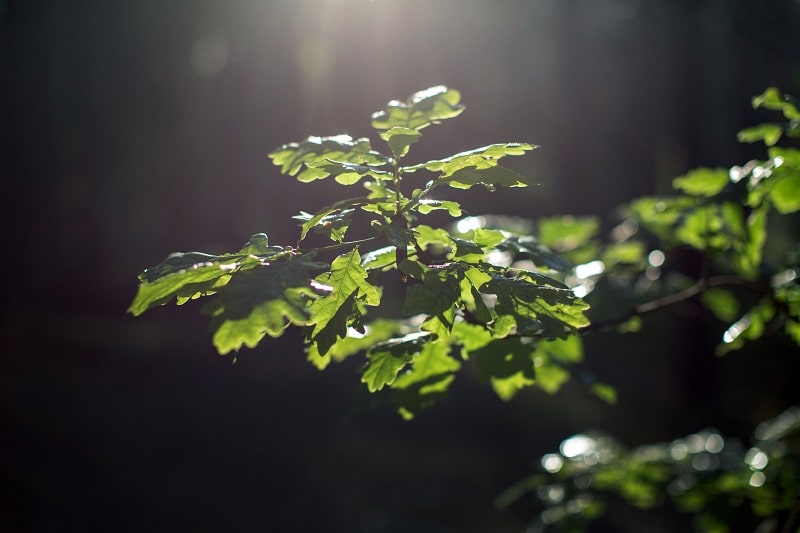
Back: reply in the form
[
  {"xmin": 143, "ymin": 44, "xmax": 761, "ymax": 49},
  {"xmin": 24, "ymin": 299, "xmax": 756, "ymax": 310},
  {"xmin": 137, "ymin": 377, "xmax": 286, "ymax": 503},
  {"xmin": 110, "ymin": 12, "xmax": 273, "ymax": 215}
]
[{"xmin": 560, "ymin": 434, "xmax": 595, "ymax": 459}]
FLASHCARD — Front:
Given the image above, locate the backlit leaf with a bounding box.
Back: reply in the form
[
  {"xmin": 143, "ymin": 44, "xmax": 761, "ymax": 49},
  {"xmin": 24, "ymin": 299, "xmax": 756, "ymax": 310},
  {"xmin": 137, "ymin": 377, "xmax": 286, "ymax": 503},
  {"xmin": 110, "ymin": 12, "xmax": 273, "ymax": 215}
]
[
  {"xmin": 268, "ymin": 135, "xmax": 388, "ymax": 180},
  {"xmin": 405, "ymin": 143, "xmax": 538, "ymax": 176},
  {"xmin": 379, "ymin": 126, "xmax": 421, "ymax": 158},
  {"xmin": 371, "ymin": 86, "xmax": 464, "ymax": 131},
  {"xmin": 362, "ymin": 332, "xmax": 431, "ymax": 391},
  {"xmin": 673, "ymin": 168, "xmax": 729, "ymax": 197},
  {"xmin": 308, "ymin": 249, "xmax": 381, "ymax": 355}
]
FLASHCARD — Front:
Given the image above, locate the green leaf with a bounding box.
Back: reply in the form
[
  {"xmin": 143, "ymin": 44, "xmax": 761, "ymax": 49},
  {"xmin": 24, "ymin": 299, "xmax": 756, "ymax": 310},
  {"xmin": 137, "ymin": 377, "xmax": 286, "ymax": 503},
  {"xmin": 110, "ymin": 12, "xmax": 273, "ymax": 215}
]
[
  {"xmin": 268, "ymin": 135, "xmax": 388, "ymax": 180},
  {"xmin": 361, "ymin": 246, "xmax": 399, "ymax": 271},
  {"xmin": 440, "ymin": 165, "xmax": 530, "ymax": 190},
  {"xmin": 752, "ymin": 87, "xmax": 800, "ymax": 120},
  {"xmin": 307, "ymin": 319, "xmax": 402, "ymax": 370},
  {"xmin": 379, "ymin": 126, "xmax": 421, "ymax": 158},
  {"xmin": 128, "ymin": 235, "xmax": 288, "ymax": 315},
  {"xmin": 472, "ymin": 338, "xmax": 536, "ymax": 401},
  {"xmin": 480, "ymin": 269, "xmax": 590, "ymax": 338},
  {"xmin": 391, "ymin": 340, "xmax": 461, "ymax": 390},
  {"xmin": 737, "ymin": 124, "xmax": 784, "ymax": 146},
  {"xmin": 202, "ymin": 255, "xmax": 324, "ymax": 354},
  {"xmin": 308, "ymin": 249, "xmax": 381, "ymax": 355},
  {"xmin": 294, "ymin": 197, "xmax": 372, "ymax": 241},
  {"xmin": 403, "ymin": 265, "xmax": 464, "ymax": 336},
  {"xmin": 362, "ymin": 332, "xmax": 431, "ymax": 392},
  {"xmin": 530, "ymin": 342, "xmax": 575, "ymax": 394},
  {"xmin": 294, "ymin": 208, "xmax": 354, "ymax": 243},
  {"xmin": 405, "ymin": 143, "xmax": 538, "ymax": 176},
  {"xmin": 700, "ymin": 288, "xmax": 740, "ymax": 322},
  {"xmin": 415, "ymin": 199, "xmax": 462, "ymax": 217},
  {"xmin": 371, "ymin": 86, "xmax": 464, "ymax": 131},
  {"xmin": 673, "ymin": 168, "xmax": 729, "ymax": 197},
  {"xmin": 602, "ymin": 241, "xmax": 646, "ymax": 266},
  {"xmin": 305, "ymin": 158, "xmax": 392, "ymax": 185}
]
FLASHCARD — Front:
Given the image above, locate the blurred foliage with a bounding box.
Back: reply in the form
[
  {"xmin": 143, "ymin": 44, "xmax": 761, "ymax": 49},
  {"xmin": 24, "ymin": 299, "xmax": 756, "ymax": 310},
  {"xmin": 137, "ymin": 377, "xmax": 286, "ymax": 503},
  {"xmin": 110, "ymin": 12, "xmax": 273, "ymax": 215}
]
[
  {"xmin": 498, "ymin": 88, "xmax": 800, "ymax": 531},
  {"xmin": 130, "ymin": 87, "xmax": 800, "ymax": 527}
]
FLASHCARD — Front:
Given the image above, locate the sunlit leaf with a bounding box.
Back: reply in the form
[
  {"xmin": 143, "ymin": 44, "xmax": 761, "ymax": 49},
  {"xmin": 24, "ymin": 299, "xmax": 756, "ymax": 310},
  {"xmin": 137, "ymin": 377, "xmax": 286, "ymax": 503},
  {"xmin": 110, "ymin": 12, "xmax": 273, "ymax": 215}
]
[
  {"xmin": 472, "ymin": 338, "xmax": 536, "ymax": 401},
  {"xmin": 128, "ymin": 235, "xmax": 289, "ymax": 315},
  {"xmin": 308, "ymin": 249, "xmax": 381, "ymax": 355},
  {"xmin": 379, "ymin": 126, "xmax": 421, "ymax": 158},
  {"xmin": 602, "ymin": 241, "xmax": 645, "ymax": 266},
  {"xmin": 737, "ymin": 124, "xmax": 784, "ymax": 146},
  {"xmin": 268, "ymin": 135, "xmax": 388, "ymax": 180},
  {"xmin": 673, "ymin": 168, "xmax": 729, "ymax": 197},
  {"xmin": 752, "ymin": 87, "xmax": 800, "ymax": 120},
  {"xmin": 405, "ymin": 143, "xmax": 538, "ymax": 176},
  {"xmin": 479, "ymin": 269, "xmax": 590, "ymax": 338},
  {"xmin": 202, "ymin": 256, "xmax": 325, "ymax": 354},
  {"xmin": 307, "ymin": 319, "xmax": 403, "ymax": 370},
  {"xmin": 371, "ymin": 86, "xmax": 464, "ymax": 131},
  {"xmin": 700, "ymin": 288, "xmax": 740, "ymax": 322},
  {"xmin": 362, "ymin": 332, "xmax": 431, "ymax": 391},
  {"xmin": 415, "ymin": 199, "xmax": 462, "ymax": 217},
  {"xmin": 440, "ymin": 165, "xmax": 529, "ymax": 190},
  {"xmin": 391, "ymin": 340, "xmax": 461, "ymax": 390}
]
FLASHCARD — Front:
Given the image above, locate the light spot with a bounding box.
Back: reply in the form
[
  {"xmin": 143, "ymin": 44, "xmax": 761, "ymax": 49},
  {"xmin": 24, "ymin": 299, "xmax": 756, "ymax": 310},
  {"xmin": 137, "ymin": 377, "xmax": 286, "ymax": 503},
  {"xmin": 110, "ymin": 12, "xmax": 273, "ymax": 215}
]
[
  {"xmin": 574, "ymin": 260, "xmax": 605, "ymax": 280},
  {"xmin": 669, "ymin": 441, "xmax": 689, "ymax": 461},
  {"xmin": 538, "ymin": 484, "xmax": 565, "ymax": 503},
  {"xmin": 749, "ymin": 471, "xmax": 766, "ymax": 487},
  {"xmin": 560, "ymin": 434, "xmax": 595, "ymax": 459},
  {"xmin": 455, "ymin": 216, "xmax": 486, "ymax": 233},
  {"xmin": 745, "ymin": 447, "xmax": 768, "ymax": 470},
  {"xmin": 541, "ymin": 453, "xmax": 564, "ymax": 473},
  {"xmin": 705, "ymin": 433, "xmax": 725, "ymax": 453},
  {"xmin": 647, "ymin": 249, "xmax": 665, "ymax": 268}
]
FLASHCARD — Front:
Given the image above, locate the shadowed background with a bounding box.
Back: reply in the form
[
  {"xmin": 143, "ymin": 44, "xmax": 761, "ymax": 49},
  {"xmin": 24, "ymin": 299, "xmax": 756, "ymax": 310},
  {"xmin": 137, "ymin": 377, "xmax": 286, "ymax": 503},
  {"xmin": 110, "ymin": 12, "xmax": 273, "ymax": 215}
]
[{"xmin": 3, "ymin": 0, "xmax": 800, "ymax": 531}]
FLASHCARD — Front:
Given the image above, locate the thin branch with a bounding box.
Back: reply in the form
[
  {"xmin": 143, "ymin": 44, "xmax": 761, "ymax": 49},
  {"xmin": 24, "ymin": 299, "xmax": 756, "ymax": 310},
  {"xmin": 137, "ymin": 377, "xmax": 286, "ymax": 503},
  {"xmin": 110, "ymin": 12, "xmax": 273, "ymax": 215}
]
[{"xmin": 582, "ymin": 275, "xmax": 774, "ymax": 334}]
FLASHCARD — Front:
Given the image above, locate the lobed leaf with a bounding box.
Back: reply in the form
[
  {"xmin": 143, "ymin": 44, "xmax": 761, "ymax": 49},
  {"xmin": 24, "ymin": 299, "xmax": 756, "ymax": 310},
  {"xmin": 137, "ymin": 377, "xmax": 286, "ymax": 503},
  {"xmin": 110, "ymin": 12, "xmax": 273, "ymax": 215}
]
[
  {"xmin": 371, "ymin": 86, "xmax": 464, "ymax": 131},
  {"xmin": 268, "ymin": 135, "xmax": 388, "ymax": 181},
  {"xmin": 202, "ymin": 255, "xmax": 326, "ymax": 354},
  {"xmin": 379, "ymin": 126, "xmax": 421, "ymax": 158},
  {"xmin": 308, "ymin": 249, "xmax": 381, "ymax": 355},
  {"xmin": 362, "ymin": 332, "xmax": 432, "ymax": 392},
  {"xmin": 405, "ymin": 143, "xmax": 537, "ymax": 176},
  {"xmin": 128, "ymin": 234, "xmax": 287, "ymax": 316}
]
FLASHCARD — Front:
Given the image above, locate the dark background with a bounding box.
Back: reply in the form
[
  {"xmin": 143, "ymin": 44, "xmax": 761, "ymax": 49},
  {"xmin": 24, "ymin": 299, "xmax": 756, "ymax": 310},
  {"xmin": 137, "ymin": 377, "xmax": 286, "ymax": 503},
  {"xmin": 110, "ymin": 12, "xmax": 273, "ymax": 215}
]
[{"xmin": 3, "ymin": 0, "xmax": 800, "ymax": 531}]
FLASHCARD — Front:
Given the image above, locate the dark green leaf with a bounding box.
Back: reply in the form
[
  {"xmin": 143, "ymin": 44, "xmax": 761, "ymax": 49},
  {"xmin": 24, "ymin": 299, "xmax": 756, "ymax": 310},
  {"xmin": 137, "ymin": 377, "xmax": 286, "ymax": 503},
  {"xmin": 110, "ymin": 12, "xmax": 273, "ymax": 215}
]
[{"xmin": 496, "ymin": 236, "xmax": 572, "ymax": 272}]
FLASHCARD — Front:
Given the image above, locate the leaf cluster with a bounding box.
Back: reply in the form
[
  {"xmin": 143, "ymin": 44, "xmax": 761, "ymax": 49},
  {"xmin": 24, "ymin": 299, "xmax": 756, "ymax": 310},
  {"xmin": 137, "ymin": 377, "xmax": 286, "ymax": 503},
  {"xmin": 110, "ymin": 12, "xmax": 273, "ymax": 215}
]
[{"xmin": 129, "ymin": 86, "xmax": 595, "ymax": 417}]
